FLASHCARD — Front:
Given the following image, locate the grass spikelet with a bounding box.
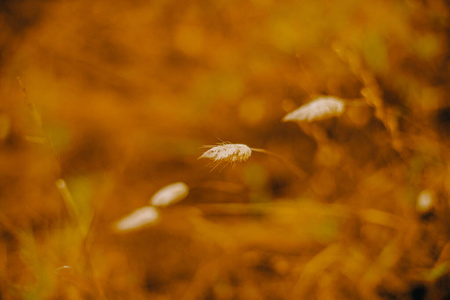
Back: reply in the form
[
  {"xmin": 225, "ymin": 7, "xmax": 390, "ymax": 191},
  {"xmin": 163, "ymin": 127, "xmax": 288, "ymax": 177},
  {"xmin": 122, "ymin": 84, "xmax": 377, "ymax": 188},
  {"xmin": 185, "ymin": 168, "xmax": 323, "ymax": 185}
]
[
  {"xmin": 416, "ymin": 189, "xmax": 435, "ymax": 215},
  {"xmin": 199, "ymin": 142, "xmax": 307, "ymax": 178},
  {"xmin": 199, "ymin": 143, "xmax": 252, "ymax": 169},
  {"xmin": 150, "ymin": 182, "xmax": 189, "ymax": 207},
  {"xmin": 282, "ymin": 96, "xmax": 345, "ymax": 122},
  {"xmin": 113, "ymin": 206, "xmax": 159, "ymax": 232}
]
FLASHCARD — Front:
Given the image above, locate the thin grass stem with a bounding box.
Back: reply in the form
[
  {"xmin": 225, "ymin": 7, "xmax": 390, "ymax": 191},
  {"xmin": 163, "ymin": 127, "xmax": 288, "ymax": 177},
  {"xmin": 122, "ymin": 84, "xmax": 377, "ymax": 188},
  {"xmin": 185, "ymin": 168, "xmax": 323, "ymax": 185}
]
[{"xmin": 250, "ymin": 148, "xmax": 307, "ymax": 179}]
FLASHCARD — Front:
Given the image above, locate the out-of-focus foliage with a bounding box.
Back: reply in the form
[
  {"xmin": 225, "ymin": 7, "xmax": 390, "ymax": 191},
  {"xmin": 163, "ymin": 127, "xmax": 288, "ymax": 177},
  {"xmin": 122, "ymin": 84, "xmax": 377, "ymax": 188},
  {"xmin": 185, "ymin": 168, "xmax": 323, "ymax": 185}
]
[{"xmin": 0, "ymin": 0, "xmax": 449, "ymax": 299}]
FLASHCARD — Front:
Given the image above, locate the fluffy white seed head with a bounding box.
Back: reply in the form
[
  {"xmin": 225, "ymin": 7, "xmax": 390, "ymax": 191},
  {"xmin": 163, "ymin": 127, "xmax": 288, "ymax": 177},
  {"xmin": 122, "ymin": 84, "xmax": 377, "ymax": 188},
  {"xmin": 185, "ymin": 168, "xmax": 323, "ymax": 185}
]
[
  {"xmin": 150, "ymin": 182, "xmax": 189, "ymax": 207},
  {"xmin": 416, "ymin": 189, "xmax": 435, "ymax": 214},
  {"xmin": 113, "ymin": 206, "xmax": 159, "ymax": 232},
  {"xmin": 282, "ymin": 97, "xmax": 345, "ymax": 122},
  {"xmin": 199, "ymin": 143, "xmax": 252, "ymax": 166}
]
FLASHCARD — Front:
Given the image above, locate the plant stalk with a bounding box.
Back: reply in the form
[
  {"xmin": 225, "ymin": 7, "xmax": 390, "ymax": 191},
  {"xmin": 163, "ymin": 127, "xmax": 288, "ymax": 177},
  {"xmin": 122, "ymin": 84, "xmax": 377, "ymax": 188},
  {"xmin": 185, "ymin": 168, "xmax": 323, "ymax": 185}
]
[{"xmin": 250, "ymin": 148, "xmax": 307, "ymax": 179}]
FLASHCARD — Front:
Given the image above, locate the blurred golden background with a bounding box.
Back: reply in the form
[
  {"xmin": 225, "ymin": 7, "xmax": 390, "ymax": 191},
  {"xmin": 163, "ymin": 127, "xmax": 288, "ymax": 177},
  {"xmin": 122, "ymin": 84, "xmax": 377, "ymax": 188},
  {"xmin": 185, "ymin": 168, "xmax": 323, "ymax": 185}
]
[{"xmin": 0, "ymin": 0, "xmax": 449, "ymax": 299}]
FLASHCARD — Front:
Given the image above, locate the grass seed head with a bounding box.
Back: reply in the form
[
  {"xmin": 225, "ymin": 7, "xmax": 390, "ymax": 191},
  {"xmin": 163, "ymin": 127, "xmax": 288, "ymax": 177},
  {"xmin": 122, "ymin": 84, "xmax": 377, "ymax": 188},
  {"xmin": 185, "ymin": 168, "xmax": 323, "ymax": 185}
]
[
  {"xmin": 283, "ymin": 96, "xmax": 345, "ymax": 122},
  {"xmin": 416, "ymin": 189, "xmax": 435, "ymax": 214},
  {"xmin": 150, "ymin": 182, "xmax": 189, "ymax": 207},
  {"xmin": 113, "ymin": 206, "xmax": 159, "ymax": 232},
  {"xmin": 199, "ymin": 143, "xmax": 252, "ymax": 168}
]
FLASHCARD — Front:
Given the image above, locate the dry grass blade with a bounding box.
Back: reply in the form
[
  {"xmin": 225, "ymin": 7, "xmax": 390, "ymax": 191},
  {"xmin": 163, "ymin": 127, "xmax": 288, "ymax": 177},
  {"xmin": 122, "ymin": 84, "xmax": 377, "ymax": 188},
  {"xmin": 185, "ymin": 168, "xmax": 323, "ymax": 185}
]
[{"xmin": 283, "ymin": 96, "xmax": 345, "ymax": 122}]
